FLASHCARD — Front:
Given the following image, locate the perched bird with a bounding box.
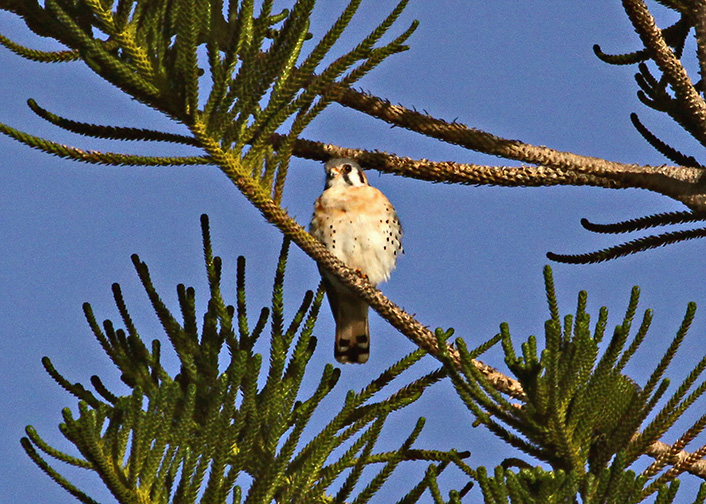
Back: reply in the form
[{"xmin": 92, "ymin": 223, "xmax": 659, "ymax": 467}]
[{"xmin": 310, "ymin": 158, "xmax": 403, "ymax": 364}]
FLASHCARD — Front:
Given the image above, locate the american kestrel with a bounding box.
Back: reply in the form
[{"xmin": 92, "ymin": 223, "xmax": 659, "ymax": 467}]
[{"xmin": 310, "ymin": 158, "xmax": 403, "ymax": 364}]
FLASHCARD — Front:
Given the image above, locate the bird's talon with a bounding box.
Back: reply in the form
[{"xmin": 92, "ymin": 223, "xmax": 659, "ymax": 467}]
[{"xmin": 355, "ymin": 269, "xmax": 368, "ymax": 280}]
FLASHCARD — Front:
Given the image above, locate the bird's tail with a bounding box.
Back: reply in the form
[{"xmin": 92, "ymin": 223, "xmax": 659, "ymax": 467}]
[{"xmin": 332, "ymin": 290, "xmax": 370, "ymax": 364}]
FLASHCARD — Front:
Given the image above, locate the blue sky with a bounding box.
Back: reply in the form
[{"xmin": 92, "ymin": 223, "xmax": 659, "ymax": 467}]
[{"xmin": 2, "ymin": 2, "xmax": 706, "ymax": 502}]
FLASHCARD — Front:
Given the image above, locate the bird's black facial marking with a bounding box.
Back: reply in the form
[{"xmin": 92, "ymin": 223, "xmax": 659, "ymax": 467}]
[
  {"xmin": 342, "ymin": 164, "xmax": 354, "ymax": 186},
  {"xmin": 357, "ymin": 169, "xmax": 366, "ymax": 185},
  {"xmin": 324, "ymin": 160, "xmax": 368, "ymax": 189}
]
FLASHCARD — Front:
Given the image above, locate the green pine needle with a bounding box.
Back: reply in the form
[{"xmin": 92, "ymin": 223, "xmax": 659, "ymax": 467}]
[
  {"xmin": 23, "ymin": 215, "xmax": 463, "ymax": 503},
  {"xmin": 20, "ymin": 437, "xmax": 102, "ymax": 504},
  {"xmin": 0, "ymin": 121, "xmax": 211, "ymax": 166},
  {"xmin": 0, "ymin": 32, "xmax": 80, "ymax": 62}
]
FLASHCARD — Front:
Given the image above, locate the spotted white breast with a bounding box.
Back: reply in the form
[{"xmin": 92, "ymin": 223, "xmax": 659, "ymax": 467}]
[{"xmin": 310, "ymin": 158, "xmax": 402, "ymax": 363}]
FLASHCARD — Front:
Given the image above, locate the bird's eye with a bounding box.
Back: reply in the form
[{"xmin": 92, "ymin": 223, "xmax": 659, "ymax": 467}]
[{"xmin": 342, "ymin": 164, "xmax": 353, "ymax": 174}]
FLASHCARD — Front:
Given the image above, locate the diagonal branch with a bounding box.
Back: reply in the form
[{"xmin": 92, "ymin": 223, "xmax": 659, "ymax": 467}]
[
  {"xmin": 621, "ymin": 0, "xmax": 706, "ymax": 144},
  {"xmin": 645, "ymin": 440, "xmax": 706, "ymax": 481},
  {"xmin": 693, "ymin": 1, "xmax": 706, "ymax": 98},
  {"xmin": 229, "ymin": 130, "xmax": 706, "ymax": 481},
  {"xmin": 192, "ymin": 118, "xmax": 526, "ymax": 401}
]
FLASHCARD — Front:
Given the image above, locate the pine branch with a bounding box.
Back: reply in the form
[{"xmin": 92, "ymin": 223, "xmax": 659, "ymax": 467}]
[
  {"xmin": 23, "ymin": 215, "xmax": 470, "ymax": 503},
  {"xmin": 27, "ymin": 99, "xmax": 199, "ymax": 145},
  {"xmin": 5, "ymin": 0, "xmax": 706, "ymax": 216},
  {"xmin": 621, "ymin": 0, "xmax": 706, "ymax": 145},
  {"xmin": 0, "ymin": 121, "xmax": 211, "ymax": 166},
  {"xmin": 694, "ymin": 2, "xmax": 706, "ymax": 95},
  {"xmin": 20, "ymin": 438, "xmax": 101, "ymax": 504},
  {"xmin": 595, "ymin": 15, "xmax": 691, "ymax": 65},
  {"xmin": 593, "ymin": 43, "xmax": 649, "ymax": 65},
  {"xmin": 317, "ymin": 85, "xmax": 706, "ymax": 210},
  {"xmin": 0, "ymin": 32, "xmax": 79, "ymax": 61},
  {"xmin": 580, "ymin": 210, "xmax": 706, "ymax": 234},
  {"xmin": 280, "ymin": 133, "xmax": 625, "ymax": 189},
  {"xmin": 547, "ymin": 227, "xmax": 706, "ymax": 264},
  {"xmin": 441, "ymin": 267, "xmax": 706, "ymax": 488},
  {"xmin": 645, "ymin": 441, "xmax": 706, "ymax": 479},
  {"xmin": 630, "ymin": 112, "xmax": 704, "ymax": 167}
]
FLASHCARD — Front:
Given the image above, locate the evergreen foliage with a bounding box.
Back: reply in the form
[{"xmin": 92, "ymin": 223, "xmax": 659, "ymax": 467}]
[
  {"xmin": 21, "ymin": 215, "xmax": 473, "ymax": 503},
  {"xmin": 0, "ymin": 0, "xmax": 416, "ymax": 206},
  {"xmin": 437, "ymin": 266, "xmax": 706, "ymax": 502},
  {"xmin": 3, "ymin": 1, "xmax": 706, "ymax": 502},
  {"xmin": 550, "ymin": 2, "xmax": 706, "ymax": 263}
]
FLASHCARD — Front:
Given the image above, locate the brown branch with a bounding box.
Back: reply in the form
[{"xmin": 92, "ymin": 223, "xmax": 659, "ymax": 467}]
[
  {"xmin": 644, "ymin": 440, "xmax": 706, "ymax": 482},
  {"xmin": 329, "ymin": 85, "xmax": 625, "ymax": 170},
  {"xmin": 195, "ymin": 119, "xmax": 527, "ymax": 400},
  {"xmin": 320, "ymin": 86, "xmax": 706, "ymax": 207},
  {"xmin": 281, "ymin": 135, "xmax": 626, "ymax": 189},
  {"xmin": 279, "ymin": 114, "xmax": 706, "ymax": 210},
  {"xmin": 694, "ymin": 1, "xmax": 706, "ymax": 93},
  {"xmin": 621, "ymin": 0, "xmax": 706, "ymax": 144}
]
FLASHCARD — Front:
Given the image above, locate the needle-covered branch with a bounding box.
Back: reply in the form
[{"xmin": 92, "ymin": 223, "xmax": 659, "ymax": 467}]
[
  {"xmin": 282, "ymin": 134, "xmax": 626, "ymax": 189},
  {"xmin": 324, "ymin": 85, "xmax": 706, "ymax": 210},
  {"xmin": 22, "ymin": 218, "xmax": 473, "ymax": 503},
  {"xmin": 621, "ymin": 0, "xmax": 706, "ymax": 144},
  {"xmin": 4, "ymin": 1, "xmax": 706, "ymax": 500},
  {"xmin": 191, "ymin": 118, "xmax": 526, "ymax": 400}
]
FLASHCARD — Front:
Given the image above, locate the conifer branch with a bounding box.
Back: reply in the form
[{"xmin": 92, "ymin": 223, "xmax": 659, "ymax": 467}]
[
  {"xmin": 27, "ymin": 99, "xmax": 200, "ymax": 145},
  {"xmin": 589, "ymin": 15, "xmax": 688, "ymax": 66},
  {"xmin": 20, "ymin": 438, "xmax": 101, "ymax": 504},
  {"xmin": 442, "ymin": 268, "xmax": 706, "ymax": 485},
  {"xmin": 191, "ymin": 117, "xmax": 526, "ymax": 401},
  {"xmin": 24, "ymin": 426, "xmax": 93, "ymax": 469},
  {"xmin": 593, "ymin": 43, "xmax": 649, "ymax": 65},
  {"xmin": 23, "ymin": 216, "xmax": 472, "ymax": 502},
  {"xmin": 547, "ymin": 226, "xmax": 706, "ymax": 264},
  {"xmin": 0, "ymin": 1, "xmax": 74, "ymax": 45},
  {"xmin": 630, "ymin": 112, "xmax": 704, "ymax": 167},
  {"xmin": 645, "ymin": 441, "xmax": 706, "ymax": 479},
  {"xmin": 580, "ymin": 210, "xmax": 706, "ymax": 234},
  {"xmin": 695, "ymin": 1, "xmax": 706, "ymax": 93},
  {"xmin": 5, "ymin": 2, "xmax": 706, "ymax": 497},
  {"xmin": 5, "ymin": 0, "xmax": 706, "ymax": 216},
  {"xmin": 621, "ymin": 0, "xmax": 706, "ymax": 144},
  {"xmin": 0, "ymin": 121, "xmax": 211, "ymax": 166},
  {"xmin": 318, "ymin": 85, "xmax": 706, "ymax": 210},
  {"xmin": 548, "ymin": 208, "xmax": 706, "ymax": 265},
  {"xmin": 281, "ymin": 134, "xmax": 623, "ymax": 188},
  {"xmin": 0, "ymin": 32, "xmax": 79, "ymax": 62}
]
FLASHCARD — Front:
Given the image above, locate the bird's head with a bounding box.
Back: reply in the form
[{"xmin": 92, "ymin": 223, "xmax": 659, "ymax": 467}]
[{"xmin": 324, "ymin": 158, "xmax": 369, "ymax": 189}]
